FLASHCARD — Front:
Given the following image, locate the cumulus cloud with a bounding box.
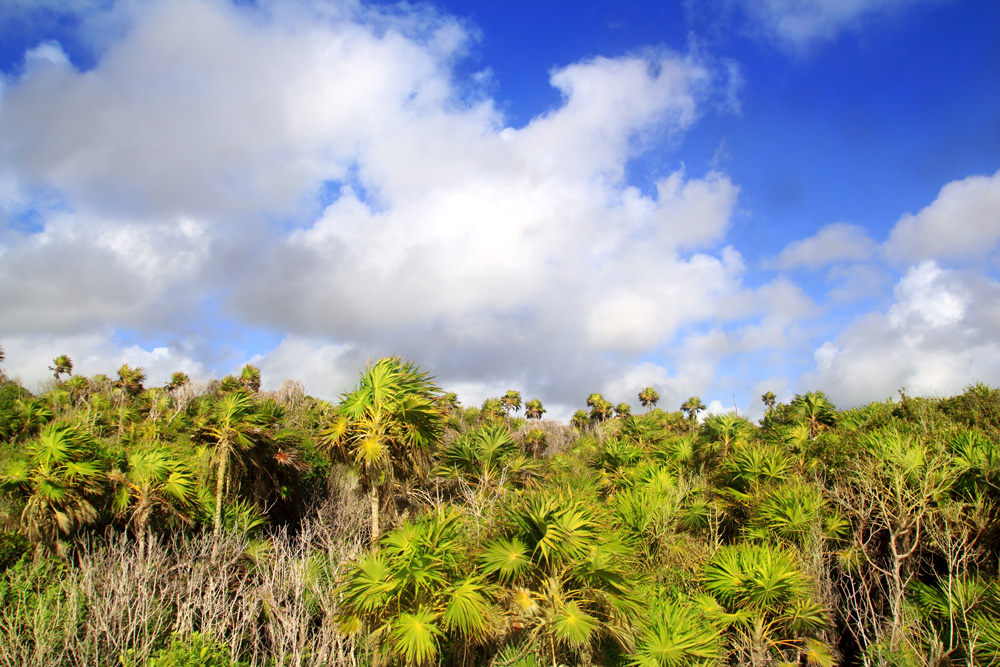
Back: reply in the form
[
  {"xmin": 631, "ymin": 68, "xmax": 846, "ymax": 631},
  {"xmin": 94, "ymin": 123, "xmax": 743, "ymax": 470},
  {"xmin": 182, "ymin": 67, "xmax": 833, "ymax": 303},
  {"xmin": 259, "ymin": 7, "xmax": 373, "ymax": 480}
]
[
  {"xmin": 770, "ymin": 222, "xmax": 875, "ymax": 271},
  {"xmin": 0, "ymin": 331, "xmax": 211, "ymax": 392},
  {"xmin": 0, "ymin": 0, "xmax": 837, "ymax": 415},
  {"xmin": 884, "ymin": 170, "xmax": 1000, "ymax": 264},
  {"xmin": 733, "ymin": 0, "xmax": 937, "ymax": 50},
  {"xmin": 805, "ymin": 261, "xmax": 1000, "ymax": 406}
]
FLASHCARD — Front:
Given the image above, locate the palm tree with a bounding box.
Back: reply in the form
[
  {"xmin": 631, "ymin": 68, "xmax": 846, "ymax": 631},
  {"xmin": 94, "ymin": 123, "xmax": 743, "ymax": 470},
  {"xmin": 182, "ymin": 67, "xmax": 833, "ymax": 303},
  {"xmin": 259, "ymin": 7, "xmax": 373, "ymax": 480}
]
[
  {"xmin": 571, "ymin": 410, "xmax": 589, "ymax": 430},
  {"xmin": 790, "ymin": 392, "xmax": 836, "ymax": 439},
  {"xmin": 480, "ymin": 492, "xmax": 638, "ymax": 666},
  {"xmin": 524, "ymin": 398, "xmax": 546, "ymax": 420},
  {"xmin": 201, "ymin": 391, "xmax": 268, "ymax": 538},
  {"xmin": 109, "ymin": 445, "xmax": 198, "ymax": 556},
  {"xmin": 702, "ymin": 544, "xmax": 830, "ymax": 666},
  {"xmin": 615, "ymin": 403, "xmax": 632, "ymax": 418},
  {"xmin": 699, "ymin": 412, "xmax": 754, "ymax": 461},
  {"xmin": 165, "ymin": 371, "xmax": 190, "ymax": 391},
  {"xmin": 480, "ymin": 397, "xmax": 507, "ymax": 422},
  {"xmin": 638, "ymin": 387, "xmax": 660, "ymax": 413},
  {"xmin": 681, "ymin": 397, "xmax": 706, "ymax": 424},
  {"xmin": 12, "ymin": 398, "xmax": 53, "ymax": 442},
  {"xmin": 501, "ymin": 390, "xmax": 522, "ymax": 416},
  {"xmin": 321, "ymin": 357, "xmax": 443, "ymax": 543},
  {"xmin": 523, "ymin": 428, "xmax": 548, "ymax": 458},
  {"xmin": 49, "ymin": 355, "xmax": 73, "ymax": 381},
  {"xmin": 587, "ymin": 393, "xmax": 613, "ymax": 423},
  {"xmin": 0, "ymin": 423, "xmax": 103, "ymax": 553},
  {"xmin": 435, "ymin": 421, "xmax": 533, "ymax": 489},
  {"xmin": 240, "ymin": 364, "xmax": 261, "ymax": 393},
  {"xmin": 339, "ymin": 509, "xmax": 494, "ymax": 666},
  {"xmin": 761, "ymin": 391, "xmax": 777, "ymax": 413},
  {"xmin": 116, "ymin": 364, "xmax": 147, "ymax": 398}
]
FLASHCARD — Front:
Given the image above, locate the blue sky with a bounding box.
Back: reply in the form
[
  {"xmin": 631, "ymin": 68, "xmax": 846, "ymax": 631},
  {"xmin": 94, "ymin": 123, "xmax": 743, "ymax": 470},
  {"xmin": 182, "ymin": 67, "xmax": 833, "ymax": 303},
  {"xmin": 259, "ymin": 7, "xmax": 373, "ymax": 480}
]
[{"xmin": 1, "ymin": 0, "xmax": 998, "ymax": 419}]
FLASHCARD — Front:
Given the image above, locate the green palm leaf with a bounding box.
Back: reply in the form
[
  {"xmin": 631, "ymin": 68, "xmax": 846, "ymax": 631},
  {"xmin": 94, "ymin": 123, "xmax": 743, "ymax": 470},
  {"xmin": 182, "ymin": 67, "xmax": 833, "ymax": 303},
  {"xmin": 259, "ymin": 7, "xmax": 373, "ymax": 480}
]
[
  {"xmin": 391, "ymin": 608, "xmax": 443, "ymax": 666},
  {"xmin": 341, "ymin": 552, "xmax": 398, "ymax": 615},
  {"xmin": 553, "ymin": 600, "xmax": 597, "ymax": 648},
  {"xmin": 631, "ymin": 601, "xmax": 722, "ymax": 667},
  {"xmin": 442, "ymin": 578, "xmax": 494, "ymax": 640},
  {"xmin": 480, "ymin": 537, "xmax": 530, "ymax": 583}
]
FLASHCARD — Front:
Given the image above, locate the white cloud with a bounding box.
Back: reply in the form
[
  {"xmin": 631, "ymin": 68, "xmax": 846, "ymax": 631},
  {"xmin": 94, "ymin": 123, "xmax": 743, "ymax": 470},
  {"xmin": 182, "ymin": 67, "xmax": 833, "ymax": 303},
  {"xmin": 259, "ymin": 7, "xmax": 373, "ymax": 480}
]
[
  {"xmin": 249, "ymin": 336, "xmax": 358, "ymax": 400},
  {"xmin": 805, "ymin": 261, "xmax": 1000, "ymax": 406},
  {"xmin": 0, "ymin": 0, "xmax": 835, "ymax": 418},
  {"xmin": 770, "ymin": 222, "xmax": 875, "ymax": 271},
  {"xmin": 884, "ymin": 170, "xmax": 1000, "ymax": 264},
  {"xmin": 0, "ymin": 332, "xmax": 210, "ymax": 392},
  {"xmin": 735, "ymin": 0, "xmax": 938, "ymax": 51}
]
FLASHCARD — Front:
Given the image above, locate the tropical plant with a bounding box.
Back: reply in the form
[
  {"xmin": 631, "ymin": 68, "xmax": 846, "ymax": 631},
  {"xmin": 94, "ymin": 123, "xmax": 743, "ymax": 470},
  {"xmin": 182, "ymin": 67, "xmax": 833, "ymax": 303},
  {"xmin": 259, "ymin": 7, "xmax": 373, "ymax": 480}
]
[
  {"xmin": 501, "ymin": 390, "xmax": 523, "ymax": 416},
  {"xmin": 909, "ymin": 576, "xmax": 1000, "ymax": 666},
  {"xmin": 571, "ymin": 410, "xmax": 589, "ymax": 430},
  {"xmin": 435, "ymin": 422, "xmax": 537, "ymax": 490},
  {"xmin": 587, "ymin": 393, "xmax": 614, "ymax": 423},
  {"xmin": 200, "ymin": 391, "xmax": 269, "ymax": 538},
  {"xmin": 629, "ymin": 597, "xmax": 722, "ymax": 667},
  {"xmin": 480, "ymin": 491, "xmax": 638, "ymax": 665},
  {"xmin": 699, "ymin": 413, "xmax": 754, "ymax": 462},
  {"xmin": 639, "ymin": 387, "xmax": 660, "ymax": 413},
  {"xmin": 0, "ymin": 423, "xmax": 104, "ymax": 552},
  {"xmin": 338, "ymin": 508, "xmax": 494, "ymax": 666},
  {"xmin": 48, "ymin": 354, "xmax": 73, "ymax": 381},
  {"xmin": 109, "ymin": 445, "xmax": 198, "ymax": 550},
  {"xmin": 790, "ymin": 392, "xmax": 837, "ymax": 439},
  {"xmin": 165, "ymin": 372, "xmax": 190, "ymax": 392},
  {"xmin": 240, "ymin": 364, "xmax": 261, "ymax": 393},
  {"xmin": 615, "ymin": 403, "xmax": 632, "ymax": 418},
  {"xmin": 480, "ymin": 397, "xmax": 507, "ymax": 422},
  {"xmin": 130, "ymin": 632, "xmax": 247, "ymax": 667},
  {"xmin": 116, "ymin": 364, "xmax": 148, "ymax": 398},
  {"xmin": 524, "ymin": 399, "xmax": 546, "ymax": 420},
  {"xmin": 523, "ymin": 428, "xmax": 547, "ymax": 458},
  {"xmin": 11, "ymin": 398, "xmax": 53, "ymax": 442},
  {"xmin": 834, "ymin": 428, "xmax": 957, "ymax": 655},
  {"xmin": 761, "ymin": 392, "xmax": 777, "ymax": 413},
  {"xmin": 321, "ymin": 357, "xmax": 443, "ymax": 543},
  {"xmin": 702, "ymin": 544, "xmax": 831, "ymax": 665},
  {"xmin": 681, "ymin": 397, "xmax": 706, "ymax": 424}
]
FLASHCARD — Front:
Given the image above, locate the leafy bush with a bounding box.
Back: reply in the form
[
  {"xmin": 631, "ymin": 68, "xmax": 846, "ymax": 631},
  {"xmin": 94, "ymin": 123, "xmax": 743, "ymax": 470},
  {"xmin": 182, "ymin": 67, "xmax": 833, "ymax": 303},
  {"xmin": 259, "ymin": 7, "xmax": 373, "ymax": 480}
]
[
  {"xmin": 124, "ymin": 633, "xmax": 245, "ymax": 667},
  {"xmin": 0, "ymin": 531, "xmax": 30, "ymax": 571}
]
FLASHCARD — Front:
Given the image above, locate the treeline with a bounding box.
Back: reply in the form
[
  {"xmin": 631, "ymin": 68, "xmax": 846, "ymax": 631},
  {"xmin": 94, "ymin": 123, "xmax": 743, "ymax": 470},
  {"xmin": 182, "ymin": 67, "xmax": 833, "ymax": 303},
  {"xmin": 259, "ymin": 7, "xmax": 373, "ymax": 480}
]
[{"xmin": 0, "ymin": 346, "xmax": 998, "ymax": 667}]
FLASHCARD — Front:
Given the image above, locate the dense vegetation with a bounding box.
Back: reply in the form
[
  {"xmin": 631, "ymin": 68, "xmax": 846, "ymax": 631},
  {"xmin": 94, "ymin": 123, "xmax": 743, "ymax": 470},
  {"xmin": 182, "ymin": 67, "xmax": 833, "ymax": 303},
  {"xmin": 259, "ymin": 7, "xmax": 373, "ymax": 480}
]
[{"xmin": 0, "ymin": 345, "xmax": 998, "ymax": 667}]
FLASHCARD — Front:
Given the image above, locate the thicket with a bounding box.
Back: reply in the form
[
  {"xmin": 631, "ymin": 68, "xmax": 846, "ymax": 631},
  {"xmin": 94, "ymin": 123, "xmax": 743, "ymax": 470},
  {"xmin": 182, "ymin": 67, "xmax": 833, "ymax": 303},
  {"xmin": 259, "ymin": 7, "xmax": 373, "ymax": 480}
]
[{"xmin": 0, "ymin": 348, "xmax": 998, "ymax": 667}]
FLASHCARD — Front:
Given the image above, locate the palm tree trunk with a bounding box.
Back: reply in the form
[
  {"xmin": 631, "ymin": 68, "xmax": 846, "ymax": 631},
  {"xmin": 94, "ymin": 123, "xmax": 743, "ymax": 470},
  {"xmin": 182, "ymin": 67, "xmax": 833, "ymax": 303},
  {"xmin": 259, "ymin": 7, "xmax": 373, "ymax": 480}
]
[
  {"xmin": 214, "ymin": 452, "xmax": 228, "ymax": 538},
  {"xmin": 369, "ymin": 485, "xmax": 380, "ymax": 546}
]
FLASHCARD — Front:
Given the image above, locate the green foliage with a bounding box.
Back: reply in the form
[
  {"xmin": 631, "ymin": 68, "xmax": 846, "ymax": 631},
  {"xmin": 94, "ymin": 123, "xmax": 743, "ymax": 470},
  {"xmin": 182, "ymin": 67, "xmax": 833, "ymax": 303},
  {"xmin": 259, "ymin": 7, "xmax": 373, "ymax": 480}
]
[
  {"xmin": 0, "ymin": 380, "xmax": 33, "ymax": 441},
  {"xmin": 630, "ymin": 597, "xmax": 722, "ymax": 667},
  {"xmin": 0, "ymin": 531, "xmax": 30, "ymax": 571},
  {"xmin": 639, "ymin": 387, "xmax": 660, "ymax": 412},
  {"xmin": 1, "ymin": 355, "xmax": 1000, "ymax": 667},
  {"xmin": 524, "ymin": 398, "xmax": 545, "ymax": 420},
  {"xmin": 587, "ymin": 393, "xmax": 614, "ymax": 423},
  {"xmin": 702, "ymin": 544, "xmax": 830, "ymax": 662},
  {"xmin": 339, "ymin": 508, "xmax": 493, "ymax": 665},
  {"xmin": 126, "ymin": 632, "xmax": 246, "ymax": 667},
  {"xmin": 0, "ymin": 423, "xmax": 104, "ymax": 552}
]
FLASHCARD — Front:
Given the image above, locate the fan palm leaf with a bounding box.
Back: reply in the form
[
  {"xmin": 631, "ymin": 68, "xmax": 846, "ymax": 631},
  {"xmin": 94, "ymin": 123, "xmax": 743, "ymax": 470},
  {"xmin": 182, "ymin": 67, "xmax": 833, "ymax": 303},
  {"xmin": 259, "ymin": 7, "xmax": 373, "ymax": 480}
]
[{"xmin": 391, "ymin": 608, "xmax": 443, "ymax": 666}]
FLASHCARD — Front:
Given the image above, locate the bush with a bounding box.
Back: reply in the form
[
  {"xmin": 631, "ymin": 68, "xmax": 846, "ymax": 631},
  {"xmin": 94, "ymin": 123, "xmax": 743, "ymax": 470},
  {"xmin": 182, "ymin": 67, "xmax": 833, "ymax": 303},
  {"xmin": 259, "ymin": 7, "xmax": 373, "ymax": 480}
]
[
  {"xmin": 0, "ymin": 531, "xmax": 30, "ymax": 571},
  {"xmin": 125, "ymin": 633, "xmax": 246, "ymax": 667}
]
